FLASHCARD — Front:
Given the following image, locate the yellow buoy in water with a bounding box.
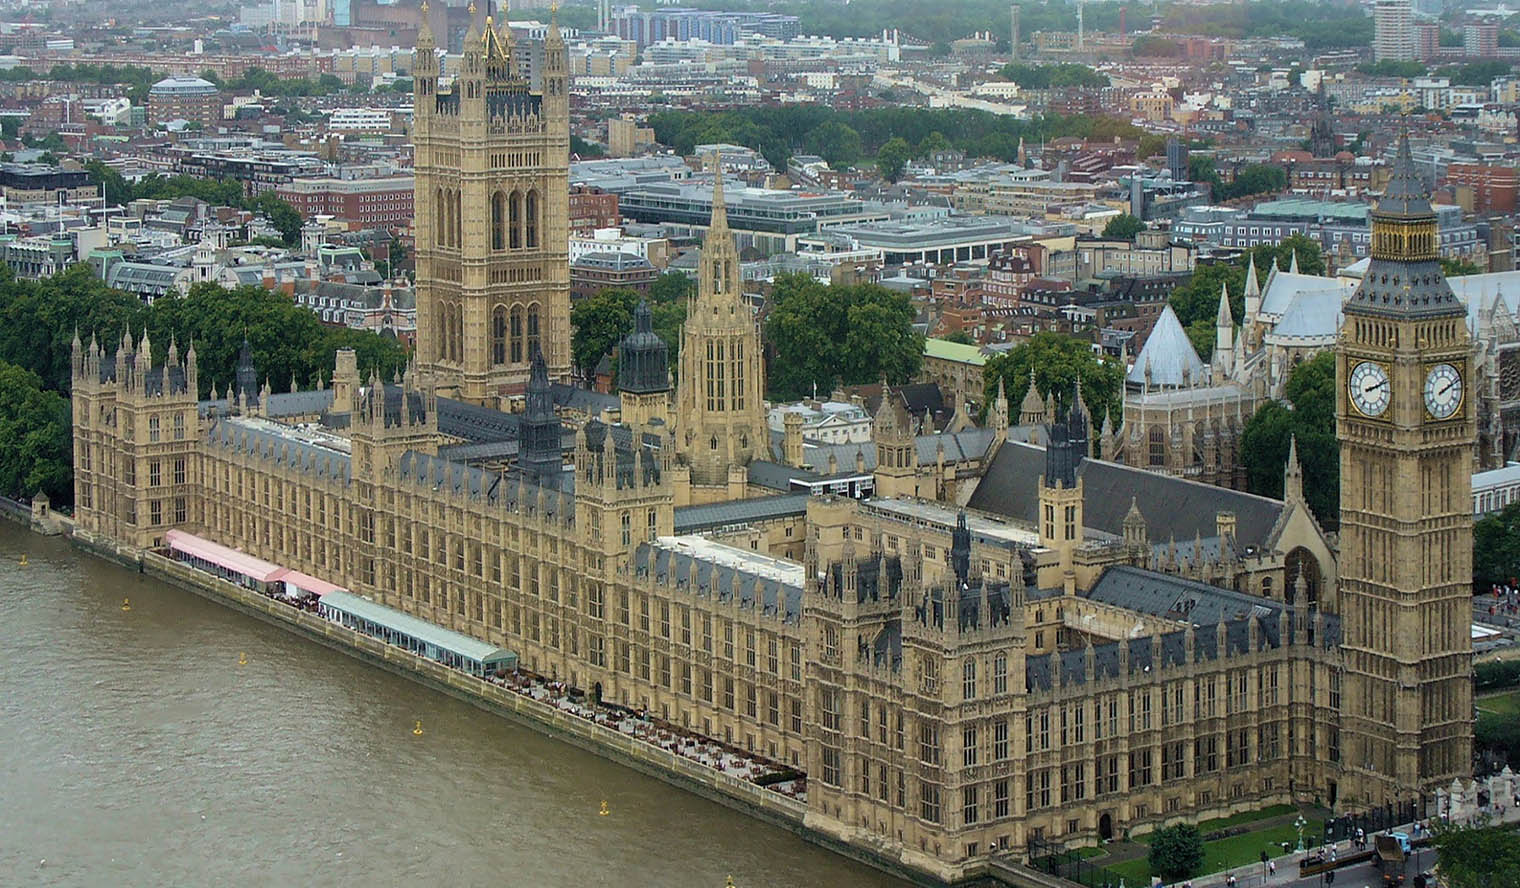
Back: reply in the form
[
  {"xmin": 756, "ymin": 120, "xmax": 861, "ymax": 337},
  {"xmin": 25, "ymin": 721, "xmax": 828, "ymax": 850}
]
[
  {"xmin": 725, "ymin": 876, "xmax": 736, "ymax": 888},
  {"xmin": 19, "ymin": 554, "xmax": 27, "ymax": 566},
  {"xmin": 412, "ymin": 720, "xmax": 424, "ymax": 736},
  {"xmin": 121, "ymin": 598, "xmax": 131, "ymax": 612},
  {"xmin": 599, "ymin": 800, "xmax": 609, "ymax": 816},
  {"xmin": 238, "ymin": 652, "xmax": 247, "ymax": 666}
]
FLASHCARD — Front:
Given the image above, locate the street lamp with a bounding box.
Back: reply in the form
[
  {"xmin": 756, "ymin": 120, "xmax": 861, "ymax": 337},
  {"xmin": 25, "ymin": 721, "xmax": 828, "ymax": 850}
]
[{"xmin": 1293, "ymin": 814, "xmax": 1308, "ymax": 853}]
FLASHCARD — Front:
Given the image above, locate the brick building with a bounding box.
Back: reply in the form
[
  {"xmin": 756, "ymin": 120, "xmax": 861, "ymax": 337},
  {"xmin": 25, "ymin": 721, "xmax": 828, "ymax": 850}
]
[
  {"xmin": 570, "ymin": 250, "xmax": 657, "ymax": 302},
  {"xmin": 569, "ymin": 185, "xmax": 620, "ymax": 235},
  {"xmin": 147, "ymin": 76, "xmax": 222, "ymax": 129},
  {"xmin": 276, "ymin": 176, "xmax": 416, "ymax": 227},
  {"xmin": 1446, "ymin": 163, "xmax": 1517, "ymax": 214}
]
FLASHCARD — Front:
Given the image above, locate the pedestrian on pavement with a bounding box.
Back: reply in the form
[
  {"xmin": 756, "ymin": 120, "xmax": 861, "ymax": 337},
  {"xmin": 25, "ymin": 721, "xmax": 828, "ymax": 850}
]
[{"xmin": 1267, "ymin": 860, "xmax": 1275, "ymax": 875}]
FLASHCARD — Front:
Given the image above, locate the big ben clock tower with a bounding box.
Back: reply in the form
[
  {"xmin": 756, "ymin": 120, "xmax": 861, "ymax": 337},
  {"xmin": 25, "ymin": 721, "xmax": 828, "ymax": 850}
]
[{"xmin": 1337, "ymin": 134, "xmax": 1474, "ymax": 805}]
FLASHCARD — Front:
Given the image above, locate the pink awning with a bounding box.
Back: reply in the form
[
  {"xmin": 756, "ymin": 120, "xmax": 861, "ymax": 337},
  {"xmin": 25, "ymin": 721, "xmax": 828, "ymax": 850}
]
[
  {"xmin": 269, "ymin": 568, "xmax": 346, "ymax": 597},
  {"xmin": 164, "ymin": 529, "xmax": 283, "ymax": 583}
]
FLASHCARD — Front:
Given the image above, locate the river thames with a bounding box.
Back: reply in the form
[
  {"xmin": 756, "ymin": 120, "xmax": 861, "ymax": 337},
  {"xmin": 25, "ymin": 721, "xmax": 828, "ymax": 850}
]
[{"xmin": 0, "ymin": 523, "xmax": 902, "ymax": 887}]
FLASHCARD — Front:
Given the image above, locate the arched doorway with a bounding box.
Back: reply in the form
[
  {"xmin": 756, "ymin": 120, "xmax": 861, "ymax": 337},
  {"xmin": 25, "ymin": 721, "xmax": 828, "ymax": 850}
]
[
  {"xmin": 1098, "ymin": 812, "xmax": 1113, "ymax": 841},
  {"xmin": 1285, "ymin": 547, "xmax": 1322, "ymax": 606}
]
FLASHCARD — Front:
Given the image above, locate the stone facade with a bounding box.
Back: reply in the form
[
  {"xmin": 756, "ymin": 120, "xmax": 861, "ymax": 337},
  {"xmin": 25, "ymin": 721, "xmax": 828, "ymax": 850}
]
[
  {"xmin": 66, "ymin": 53, "xmax": 1473, "ymax": 888},
  {"xmin": 412, "ymin": 12, "xmax": 572, "ymax": 403}
]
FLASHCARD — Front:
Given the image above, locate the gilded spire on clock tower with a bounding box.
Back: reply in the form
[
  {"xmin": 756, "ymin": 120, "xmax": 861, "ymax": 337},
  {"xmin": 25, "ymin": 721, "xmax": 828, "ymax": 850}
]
[{"xmin": 1336, "ymin": 133, "xmax": 1474, "ymax": 805}]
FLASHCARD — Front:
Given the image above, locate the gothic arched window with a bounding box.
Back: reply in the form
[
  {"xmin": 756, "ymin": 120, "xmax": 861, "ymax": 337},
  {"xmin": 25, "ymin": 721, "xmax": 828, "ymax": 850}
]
[
  {"xmin": 509, "ymin": 190, "xmax": 522, "ymax": 250},
  {"xmin": 491, "ymin": 191, "xmax": 506, "ymax": 251},
  {"xmin": 491, "ymin": 306, "xmax": 507, "ymax": 365},
  {"xmin": 526, "ymin": 303, "xmax": 540, "ymax": 359},
  {"xmin": 525, "ymin": 190, "xmax": 539, "ymax": 248},
  {"xmin": 510, "ymin": 306, "xmax": 524, "ymax": 363}
]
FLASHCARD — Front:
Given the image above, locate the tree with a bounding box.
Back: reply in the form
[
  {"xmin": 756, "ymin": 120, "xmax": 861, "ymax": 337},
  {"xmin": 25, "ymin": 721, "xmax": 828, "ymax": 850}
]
[
  {"xmin": 649, "ymin": 270, "xmax": 695, "ymax": 305},
  {"xmin": 1148, "ymin": 824, "xmax": 1204, "ymax": 882},
  {"xmin": 764, "ymin": 273, "xmax": 923, "ymax": 399},
  {"xmin": 1437, "ymin": 60, "xmax": 1513, "ymax": 87},
  {"xmin": 1442, "ymin": 256, "xmax": 1482, "ymax": 277},
  {"xmin": 876, "ymin": 136, "xmax": 912, "ymax": 183},
  {"xmin": 996, "ymin": 62, "xmax": 1108, "ymax": 89},
  {"xmin": 249, "ymin": 192, "xmax": 303, "ymax": 245},
  {"xmin": 0, "ymin": 360, "xmax": 71, "ymax": 504},
  {"xmin": 942, "ymin": 330, "xmax": 974, "ymax": 345},
  {"xmin": 1429, "ymin": 822, "xmax": 1520, "ymax": 888},
  {"xmin": 1240, "ymin": 351, "xmax": 1339, "ymax": 527},
  {"xmin": 1169, "ymin": 234, "xmax": 1326, "ymax": 348},
  {"xmin": 1474, "ymin": 502, "xmax": 1520, "ymax": 591},
  {"xmin": 1101, "ymin": 213, "xmax": 1145, "ymax": 240},
  {"xmin": 388, "ymin": 236, "xmax": 409, "ymax": 278},
  {"xmin": 1355, "ymin": 59, "xmax": 1427, "ymax": 78},
  {"xmin": 140, "ymin": 282, "xmax": 407, "ymax": 396},
  {"xmin": 979, "ymin": 331, "xmax": 1123, "ymax": 444},
  {"xmin": 915, "ymin": 130, "xmax": 950, "ymax": 159},
  {"xmin": 804, "ymin": 120, "xmax": 862, "ymax": 168},
  {"xmin": 570, "ymin": 287, "xmax": 640, "ymax": 380},
  {"xmin": 1219, "ymin": 163, "xmax": 1288, "ymax": 201}
]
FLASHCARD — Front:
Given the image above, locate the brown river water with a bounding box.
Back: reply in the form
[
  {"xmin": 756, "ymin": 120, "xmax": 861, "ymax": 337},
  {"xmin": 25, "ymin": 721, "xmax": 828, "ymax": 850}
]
[{"xmin": 0, "ymin": 523, "xmax": 902, "ymax": 888}]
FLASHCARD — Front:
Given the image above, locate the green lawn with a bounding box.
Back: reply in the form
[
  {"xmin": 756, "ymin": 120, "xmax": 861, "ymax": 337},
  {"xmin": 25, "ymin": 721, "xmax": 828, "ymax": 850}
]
[
  {"xmin": 1478, "ymin": 688, "xmax": 1520, "ymax": 716},
  {"xmin": 1114, "ymin": 818, "xmax": 1324, "ymax": 884},
  {"xmin": 1064, "ymin": 845, "xmax": 1107, "ymax": 859},
  {"xmin": 1140, "ymin": 804, "xmax": 1299, "ymax": 842}
]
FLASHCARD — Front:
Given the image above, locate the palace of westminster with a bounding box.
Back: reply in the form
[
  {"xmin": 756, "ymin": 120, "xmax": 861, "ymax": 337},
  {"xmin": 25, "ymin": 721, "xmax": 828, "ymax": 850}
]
[{"xmin": 67, "ymin": 17, "xmax": 1476, "ymax": 885}]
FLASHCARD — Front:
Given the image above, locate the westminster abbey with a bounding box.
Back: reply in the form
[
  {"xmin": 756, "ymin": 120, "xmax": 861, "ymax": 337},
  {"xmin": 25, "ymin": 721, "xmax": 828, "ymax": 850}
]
[{"xmin": 67, "ymin": 18, "xmax": 1474, "ymax": 878}]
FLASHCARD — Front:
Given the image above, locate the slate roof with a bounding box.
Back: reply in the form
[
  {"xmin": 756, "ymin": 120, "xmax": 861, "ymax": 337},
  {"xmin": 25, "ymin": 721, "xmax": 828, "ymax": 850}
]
[
  {"xmin": 791, "ymin": 427, "xmax": 997, "ymax": 476},
  {"xmin": 1084, "ymin": 565, "xmax": 1282, "ymax": 625},
  {"xmin": 1258, "ymin": 271, "xmax": 1347, "ymax": 319},
  {"xmin": 436, "ymin": 396, "xmax": 521, "ymax": 443},
  {"xmin": 1266, "ymin": 287, "xmax": 1343, "ymax": 341},
  {"xmin": 633, "ymin": 541, "xmax": 803, "ymax": 624},
  {"xmin": 967, "ymin": 441, "xmax": 1285, "ymax": 548},
  {"xmin": 396, "ymin": 450, "xmax": 575, "ymax": 518},
  {"xmin": 207, "ymin": 417, "xmax": 351, "ymax": 482},
  {"xmin": 551, "ymin": 383, "xmax": 620, "ymax": 416},
  {"xmin": 747, "ymin": 459, "xmax": 824, "ymax": 491},
  {"xmin": 199, "ymin": 388, "xmax": 334, "ymax": 418},
  {"xmin": 674, "ymin": 493, "xmax": 812, "ymax": 534},
  {"xmin": 1127, "ymin": 304, "xmax": 1205, "ymax": 386}
]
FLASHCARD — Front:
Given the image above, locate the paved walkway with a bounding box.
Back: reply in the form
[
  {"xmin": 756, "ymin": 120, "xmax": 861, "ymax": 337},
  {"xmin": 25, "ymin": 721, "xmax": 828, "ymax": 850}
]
[{"xmin": 1181, "ymin": 802, "xmax": 1520, "ymax": 888}]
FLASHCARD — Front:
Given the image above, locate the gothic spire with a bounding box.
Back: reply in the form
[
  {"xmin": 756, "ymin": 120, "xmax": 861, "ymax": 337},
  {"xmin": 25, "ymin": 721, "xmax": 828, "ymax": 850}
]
[
  {"xmin": 417, "ymin": 0, "xmax": 435, "ymax": 49},
  {"xmin": 519, "ymin": 348, "xmax": 562, "ymax": 487},
  {"xmin": 708, "ymin": 152, "xmax": 729, "ymax": 235}
]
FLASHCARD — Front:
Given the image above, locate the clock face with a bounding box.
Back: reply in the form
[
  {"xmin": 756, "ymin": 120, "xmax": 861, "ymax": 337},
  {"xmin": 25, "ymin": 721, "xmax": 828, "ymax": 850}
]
[
  {"xmin": 1424, "ymin": 363, "xmax": 1463, "ymax": 420},
  {"xmin": 1348, "ymin": 360, "xmax": 1391, "ymax": 418}
]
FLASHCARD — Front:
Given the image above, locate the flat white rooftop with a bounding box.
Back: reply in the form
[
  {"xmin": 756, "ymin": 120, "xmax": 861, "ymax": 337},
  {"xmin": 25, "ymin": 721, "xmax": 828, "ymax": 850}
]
[{"xmin": 654, "ymin": 535, "xmax": 804, "ymax": 588}]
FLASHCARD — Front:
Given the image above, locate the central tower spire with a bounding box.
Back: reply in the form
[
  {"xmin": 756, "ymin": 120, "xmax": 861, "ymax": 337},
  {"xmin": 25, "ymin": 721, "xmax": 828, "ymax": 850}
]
[{"xmin": 674, "ymin": 154, "xmax": 769, "ymax": 491}]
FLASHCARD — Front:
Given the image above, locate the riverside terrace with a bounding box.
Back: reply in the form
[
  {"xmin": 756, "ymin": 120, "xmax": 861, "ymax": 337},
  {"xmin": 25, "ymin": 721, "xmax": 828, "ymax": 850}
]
[{"xmin": 161, "ymin": 530, "xmax": 809, "ymax": 802}]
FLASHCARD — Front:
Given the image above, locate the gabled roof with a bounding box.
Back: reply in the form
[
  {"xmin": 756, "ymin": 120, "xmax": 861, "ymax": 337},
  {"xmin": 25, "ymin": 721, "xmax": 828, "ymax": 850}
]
[
  {"xmin": 1266, "ymin": 288, "xmax": 1342, "ymax": 341},
  {"xmin": 1257, "ymin": 271, "xmax": 1347, "ymax": 319},
  {"xmin": 967, "ymin": 441, "xmax": 1285, "ymax": 548}
]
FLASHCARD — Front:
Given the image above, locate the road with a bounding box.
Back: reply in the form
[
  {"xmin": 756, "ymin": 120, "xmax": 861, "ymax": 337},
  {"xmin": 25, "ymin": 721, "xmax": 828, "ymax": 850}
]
[{"xmin": 1217, "ymin": 851, "xmax": 1434, "ymax": 888}]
